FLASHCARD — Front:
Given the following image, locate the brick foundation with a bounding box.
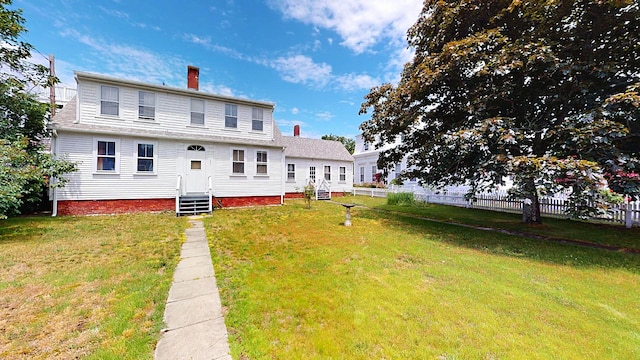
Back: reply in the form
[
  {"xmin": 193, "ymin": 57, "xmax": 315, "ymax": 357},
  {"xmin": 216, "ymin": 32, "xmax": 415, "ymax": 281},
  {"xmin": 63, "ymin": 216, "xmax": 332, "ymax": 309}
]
[
  {"xmin": 57, "ymin": 198, "xmax": 175, "ymax": 216},
  {"xmin": 57, "ymin": 195, "xmax": 284, "ymax": 216},
  {"xmin": 217, "ymin": 196, "xmax": 281, "ymax": 208}
]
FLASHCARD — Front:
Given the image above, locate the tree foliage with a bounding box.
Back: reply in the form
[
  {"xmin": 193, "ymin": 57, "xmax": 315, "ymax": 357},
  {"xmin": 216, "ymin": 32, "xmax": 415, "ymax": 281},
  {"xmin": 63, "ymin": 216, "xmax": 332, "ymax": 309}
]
[
  {"xmin": 0, "ymin": 0, "xmax": 76, "ymax": 218},
  {"xmin": 321, "ymin": 133, "xmax": 356, "ymax": 154},
  {"xmin": 360, "ymin": 0, "xmax": 640, "ymax": 223}
]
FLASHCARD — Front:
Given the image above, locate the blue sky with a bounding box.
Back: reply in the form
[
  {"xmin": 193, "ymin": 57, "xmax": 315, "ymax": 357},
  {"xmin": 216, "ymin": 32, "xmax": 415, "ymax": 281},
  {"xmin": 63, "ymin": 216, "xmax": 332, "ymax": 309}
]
[{"xmin": 18, "ymin": 0, "xmax": 423, "ymax": 139}]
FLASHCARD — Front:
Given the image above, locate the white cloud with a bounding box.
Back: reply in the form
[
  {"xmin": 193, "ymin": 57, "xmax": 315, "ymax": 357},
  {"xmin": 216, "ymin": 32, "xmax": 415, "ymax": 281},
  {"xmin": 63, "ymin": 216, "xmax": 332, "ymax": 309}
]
[
  {"xmin": 315, "ymin": 111, "xmax": 334, "ymax": 121},
  {"xmin": 271, "ymin": 0, "xmax": 423, "ymax": 54},
  {"xmin": 334, "ymin": 73, "xmax": 379, "ymax": 92},
  {"xmin": 98, "ymin": 6, "xmax": 129, "ymax": 19},
  {"xmin": 269, "ymin": 55, "xmax": 332, "ymax": 88},
  {"xmin": 59, "ymin": 29, "xmax": 187, "ymax": 86},
  {"xmin": 292, "ymin": 107, "xmax": 299, "ymax": 114}
]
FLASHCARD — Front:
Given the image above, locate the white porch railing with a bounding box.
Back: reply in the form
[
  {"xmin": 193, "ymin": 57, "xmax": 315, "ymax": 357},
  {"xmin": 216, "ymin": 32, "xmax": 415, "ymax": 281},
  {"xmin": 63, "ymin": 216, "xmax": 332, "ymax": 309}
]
[
  {"xmin": 175, "ymin": 175, "xmax": 182, "ymax": 215},
  {"xmin": 208, "ymin": 176, "xmax": 213, "ymax": 213}
]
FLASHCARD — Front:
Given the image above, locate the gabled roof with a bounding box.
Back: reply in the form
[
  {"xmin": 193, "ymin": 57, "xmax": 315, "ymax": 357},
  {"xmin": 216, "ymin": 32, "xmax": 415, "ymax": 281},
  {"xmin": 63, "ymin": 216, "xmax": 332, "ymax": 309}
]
[
  {"xmin": 75, "ymin": 71, "xmax": 275, "ymax": 109},
  {"xmin": 275, "ymin": 127, "xmax": 354, "ymax": 162}
]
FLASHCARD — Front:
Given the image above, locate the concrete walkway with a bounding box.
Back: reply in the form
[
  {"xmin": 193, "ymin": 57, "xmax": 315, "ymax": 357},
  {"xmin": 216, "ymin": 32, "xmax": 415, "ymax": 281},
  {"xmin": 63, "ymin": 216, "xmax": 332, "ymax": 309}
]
[{"xmin": 155, "ymin": 217, "xmax": 232, "ymax": 360}]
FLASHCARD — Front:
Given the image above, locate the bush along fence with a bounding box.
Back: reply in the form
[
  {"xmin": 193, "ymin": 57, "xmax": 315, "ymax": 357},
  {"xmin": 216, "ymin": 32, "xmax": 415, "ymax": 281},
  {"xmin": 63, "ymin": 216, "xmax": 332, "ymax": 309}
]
[{"xmin": 353, "ymin": 186, "xmax": 640, "ymax": 229}]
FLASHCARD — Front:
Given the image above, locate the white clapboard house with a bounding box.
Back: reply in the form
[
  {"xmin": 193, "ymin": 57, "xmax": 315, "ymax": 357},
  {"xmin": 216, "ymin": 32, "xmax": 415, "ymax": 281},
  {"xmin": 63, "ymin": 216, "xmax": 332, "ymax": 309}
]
[
  {"xmin": 49, "ymin": 67, "xmax": 353, "ymax": 216},
  {"xmin": 279, "ymin": 125, "xmax": 354, "ymax": 200}
]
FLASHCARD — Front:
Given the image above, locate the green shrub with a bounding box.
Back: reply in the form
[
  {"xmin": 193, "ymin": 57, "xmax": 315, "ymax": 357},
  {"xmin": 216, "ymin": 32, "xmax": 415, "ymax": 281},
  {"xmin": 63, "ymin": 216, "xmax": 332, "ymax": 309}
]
[{"xmin": 387, "ymin": 192, "xmax": 415, "ymax": 206}]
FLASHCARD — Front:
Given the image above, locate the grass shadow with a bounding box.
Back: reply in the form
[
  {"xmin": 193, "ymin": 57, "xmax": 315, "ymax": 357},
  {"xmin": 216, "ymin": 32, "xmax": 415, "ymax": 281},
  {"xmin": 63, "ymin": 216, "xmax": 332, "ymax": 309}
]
[{"xmin": 355, "ymin": 207, "xmax": 640, "ymax": 273}]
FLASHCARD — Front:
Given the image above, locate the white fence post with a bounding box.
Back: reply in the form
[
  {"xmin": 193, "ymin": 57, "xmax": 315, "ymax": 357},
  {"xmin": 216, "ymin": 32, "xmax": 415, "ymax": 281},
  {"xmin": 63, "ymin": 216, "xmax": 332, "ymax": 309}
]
[{"xmin": 625, "ymin": 203, "xmax": 633, "ymax": 229}]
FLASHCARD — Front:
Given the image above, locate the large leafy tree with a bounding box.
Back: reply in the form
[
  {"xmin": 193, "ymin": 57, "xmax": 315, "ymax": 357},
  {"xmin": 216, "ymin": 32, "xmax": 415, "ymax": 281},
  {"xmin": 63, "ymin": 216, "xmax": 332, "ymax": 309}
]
[
  {"xmin": 360, "ymin": 0, "xmax": 640, "ymax": 223},
  {"xmin": 321, "ymin": 133, "xmax": 356, "ymax": 154},
  {"xmin": 0, "ymin": 0, "xmax": 76, "ymax": 218}
]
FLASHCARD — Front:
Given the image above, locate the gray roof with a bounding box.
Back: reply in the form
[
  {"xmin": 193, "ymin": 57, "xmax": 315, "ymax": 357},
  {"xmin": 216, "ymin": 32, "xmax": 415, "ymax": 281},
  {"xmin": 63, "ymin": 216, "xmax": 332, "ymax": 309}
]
[
  {"xmin": 275, "ymin": 127, "xmax": 354, "ymax": 162},
  {"xmin": 75, "ymin": 71, "xmax": 275, "ymax": 109}
]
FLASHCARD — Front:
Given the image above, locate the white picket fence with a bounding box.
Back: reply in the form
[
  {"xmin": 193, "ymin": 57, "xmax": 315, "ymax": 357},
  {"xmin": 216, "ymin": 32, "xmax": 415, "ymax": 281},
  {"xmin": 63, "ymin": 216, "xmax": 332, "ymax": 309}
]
[{"xmin": 353, "ymin": 186, "xmax": 640, "ymax": 228}]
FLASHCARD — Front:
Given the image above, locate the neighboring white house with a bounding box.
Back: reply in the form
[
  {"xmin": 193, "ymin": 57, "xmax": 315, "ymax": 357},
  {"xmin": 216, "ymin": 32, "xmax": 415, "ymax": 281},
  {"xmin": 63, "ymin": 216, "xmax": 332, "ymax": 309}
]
[
  {"xmin": 49, "ymin": 67, "xmax": 352, "ymax": 216},
  {"xmin": 353, "ymin": 133, "xmax": 418, "ymax": 186},
  {"xmin": 278, "ymin": 125, "xmax": 353, "ymax": 199}
]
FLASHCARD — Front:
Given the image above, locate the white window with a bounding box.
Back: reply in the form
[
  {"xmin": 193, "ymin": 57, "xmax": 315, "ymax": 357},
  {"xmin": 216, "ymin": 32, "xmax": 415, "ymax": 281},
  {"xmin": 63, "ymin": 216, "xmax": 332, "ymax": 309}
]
[
  {"xmin": 256, "ymin": 150, "xmax": 268, "ymax": 175},
  {"xmin": 252, "ymin": 108, "xmax": 263, "ymax": 131},
  {"xmin": 100, "ymin": 85, "xmax": 119, "ymax": 116},
  {"xmin": 138, "ymin": 91, "xmax": 155, "ymax": 120},
  {"xmin": 232, "ymin": 149, "xmax": 244, "ymax": 174},
  {"xmin": 324, "ymin": 165, "xmax": 331, "ymax": 181},
  {"xmin": 364, "ymin": 142, "xmax": 369, "ymax": 151},
  {"xmin": 340, "ymin": 166, "xmax": 346, "ymax": 182},
  {"xmin": 395, "ymin": 163, "xmax": 402, "ymax": 180},
  {"xmin": 225, "ymin": 104, "xmax": 238, "ymax": 128},
  {"xmin": 94, "ymin": 138, "xmax": 119, "ymax": 173},
  {"xmin": 309, "ymin": 166, "xmax": 316, "ymax": 181},
  {"xmin": 360, "ymin": 166, "xmax": 365, "ymax": 182},
  {"xmin": 371, "ymin": 165, "xmax": 377, "ymax": 182},
  {"xmin": 135, "ymin": 142, "xmax": 156, "ymax": 173},
  {"xmin": 287, "ymin": 164, "xmax": 295, "ymax": 181},
  {"xmin": 191, "ymin": 99, "xmax": 204, "ymax": 125}
]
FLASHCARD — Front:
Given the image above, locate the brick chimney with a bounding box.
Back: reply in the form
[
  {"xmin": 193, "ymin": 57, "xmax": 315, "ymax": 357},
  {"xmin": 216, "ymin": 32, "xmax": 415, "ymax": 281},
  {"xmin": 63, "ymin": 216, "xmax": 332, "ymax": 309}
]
[
  {"xmin": 293, "ymin": 125, "xmax": 300, "ymax": 137},
  {"xmin": 187, "ymin": 65, "xmax": 199, "ymax": 90}
]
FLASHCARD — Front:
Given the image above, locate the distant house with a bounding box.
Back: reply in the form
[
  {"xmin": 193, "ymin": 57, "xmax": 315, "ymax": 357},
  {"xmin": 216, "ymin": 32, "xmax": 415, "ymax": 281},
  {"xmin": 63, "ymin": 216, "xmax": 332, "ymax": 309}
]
[
  {"xmin": 352, "ymin": 133, "xmax": 418, "ymax": 186},
  {"xmin": 278, "ymin": 125, "xmax": 354, "ymax": 199},
  {"xmin": 48, "ymin": 67, "xmax": 353, "ymax": 216}
]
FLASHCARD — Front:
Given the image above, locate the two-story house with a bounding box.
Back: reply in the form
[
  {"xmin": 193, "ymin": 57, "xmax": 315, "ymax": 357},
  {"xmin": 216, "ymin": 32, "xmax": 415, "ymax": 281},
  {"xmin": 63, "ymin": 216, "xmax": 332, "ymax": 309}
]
[
  {"xmin": 50, "ymin": 68, "xmax": 283, "ymax": 216},
  {"xmin": 49, "ymin": 67, "xmax": 353, "ymax": 216}
]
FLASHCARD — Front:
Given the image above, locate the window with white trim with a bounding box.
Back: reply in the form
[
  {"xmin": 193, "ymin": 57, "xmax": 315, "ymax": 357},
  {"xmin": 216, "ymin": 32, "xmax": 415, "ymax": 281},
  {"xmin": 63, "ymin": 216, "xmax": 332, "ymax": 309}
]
[
  {"xmin": 95, "ymin": 138, "xmax": 119, "ymax": 173},
  {"xmin": 360, "ymin": 166, "xmax": 365, "ymax": 182},
  {"xmin": 309, "ymin": 166, "xmax": 316, "ymax": 181},
  {"xmin": 225, "ymin": 104, "xmax": 237, "ymax": 128},
  {"xmin": 339, "ymin": 166, "xmax": 346, "ymax": 182},
  {"xmin": 191, "ymin": 99, "xmax": 204, "ymax": 125},
  {"xmin": 136, "ymin": 142, "xmax": 156, "ymax": 173},
  {"xmin": 394, "ymin": 163, "xmax": 402, "ymax": 180},
  {"xmin": 138, "ymin": 91, "xmax": 155, "ymax": 120},
  {"xmin": 232, "ymin": 149, "xmax": 244, "ymax": 174},
  {"xmin": 363, "ymin": 142, "xmax": 369, "ymax": 151},
  {"xmin": 324, "ymin": 165, "xmax": 331, "ymax": 181},
  {"xmin": 371, "ymin": 165, "xmax": 377, "ymax": 182},
  {"xmin": 287, "ymin": 164, "xmax": 295, "ymax": 181},
  {"xmin": 100, "ymin": 85, "xmax": 119, "ymax": 116},
  {"xmin": 256, "ymin": 151, "xmax": 268, "ymax": 175},
  {"xmin": 252, "ymin": 108, "xmax": 263, "ymax": 131}
]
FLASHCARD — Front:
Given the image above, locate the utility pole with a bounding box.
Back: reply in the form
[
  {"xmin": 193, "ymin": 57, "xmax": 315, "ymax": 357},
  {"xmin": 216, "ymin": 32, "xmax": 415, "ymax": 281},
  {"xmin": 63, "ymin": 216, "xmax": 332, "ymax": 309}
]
[{"xmin": 49, "ymin": 54, "xmax": 56, "ymax": 116}]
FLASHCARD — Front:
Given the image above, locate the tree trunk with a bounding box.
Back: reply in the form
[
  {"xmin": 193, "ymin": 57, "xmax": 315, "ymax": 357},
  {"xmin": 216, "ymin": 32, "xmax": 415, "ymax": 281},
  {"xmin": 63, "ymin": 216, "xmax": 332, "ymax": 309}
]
[
  {"xmin": 522, "ymin": 192, "xmax": 542, "ymax": 224},
  {"xmin": 522, "ymin": 177, "xmax": 542, "ymax": 224}
]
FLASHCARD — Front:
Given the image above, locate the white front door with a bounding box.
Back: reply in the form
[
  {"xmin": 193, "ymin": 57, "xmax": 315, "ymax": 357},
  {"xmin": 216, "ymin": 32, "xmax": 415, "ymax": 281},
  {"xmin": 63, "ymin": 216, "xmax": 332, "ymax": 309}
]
[{"xmin": 186, "ymin": 145, "xmax": 207, "ymax": 193}]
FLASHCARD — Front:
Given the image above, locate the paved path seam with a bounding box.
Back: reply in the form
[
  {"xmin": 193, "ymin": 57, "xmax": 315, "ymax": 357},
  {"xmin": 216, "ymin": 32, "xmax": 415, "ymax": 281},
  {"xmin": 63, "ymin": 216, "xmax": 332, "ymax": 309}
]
[{"xmin": 155, "ymin": 217, "xmax": 232, "ymax": 360}]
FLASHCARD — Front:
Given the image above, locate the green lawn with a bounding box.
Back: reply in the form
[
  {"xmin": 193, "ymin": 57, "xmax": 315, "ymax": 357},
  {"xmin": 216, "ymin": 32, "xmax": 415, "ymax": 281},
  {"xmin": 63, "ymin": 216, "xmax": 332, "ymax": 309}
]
[
  {"xmin": 0, "ymin": 213, "xmax": 186, "ymax": 359},
  {"xmin": 206, "ymin": 199, "xmax": 640, "ymax": 359}
]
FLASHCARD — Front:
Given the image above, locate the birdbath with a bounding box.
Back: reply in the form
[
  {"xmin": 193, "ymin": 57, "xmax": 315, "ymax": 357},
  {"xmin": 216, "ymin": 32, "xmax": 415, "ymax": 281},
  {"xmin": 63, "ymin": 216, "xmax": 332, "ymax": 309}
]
[{"xmin": 341, "ymin": 203, "xmax": 356, "ymax": 226}]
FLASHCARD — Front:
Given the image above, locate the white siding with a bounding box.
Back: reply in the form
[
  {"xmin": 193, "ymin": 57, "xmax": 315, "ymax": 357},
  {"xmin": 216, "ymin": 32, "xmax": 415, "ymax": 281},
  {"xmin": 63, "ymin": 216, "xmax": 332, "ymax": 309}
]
[
  {"xmin": 212, "ymin": 145, "xmax": 283, "ymax": 197},
  {"xmin": 284, "ymin": 158, "xmax": 353, "ymax": 194},
  {"xmin": 77, "ymin": 80, "xmax": 274, "ymax": 142},
  {"xmin": 56, "ymin": 132, "xmax": 283, "ymax": 200},
  {"xmin": 56, "ymin": 132, "xmax": 177, "ymax": 200}
]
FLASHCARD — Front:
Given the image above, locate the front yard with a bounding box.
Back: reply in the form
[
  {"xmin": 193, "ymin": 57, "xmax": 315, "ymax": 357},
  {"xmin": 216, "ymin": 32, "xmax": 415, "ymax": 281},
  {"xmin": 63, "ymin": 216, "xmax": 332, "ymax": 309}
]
[
  {"xmin": 0, "ymin": 213, "xmax": 186, "ymax": 359},
  {"xmin": 1, "ymin": 198, "xmax": 639, "ymax": 359},
  {"xmin": 207, "ymin": 198, "xmax": 640, "ymax": 359}
]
